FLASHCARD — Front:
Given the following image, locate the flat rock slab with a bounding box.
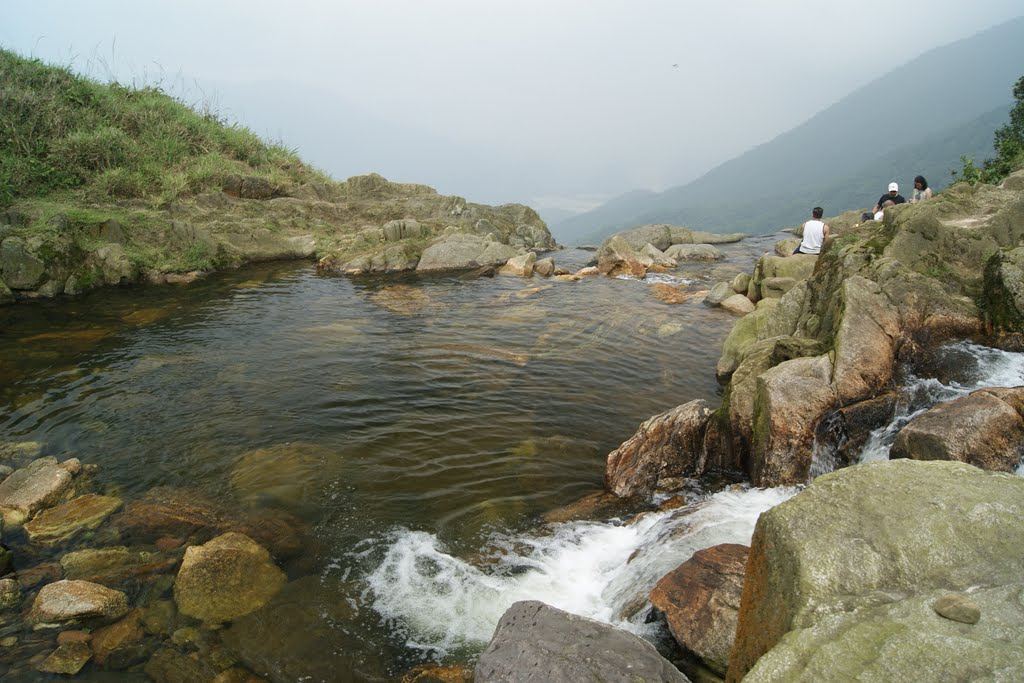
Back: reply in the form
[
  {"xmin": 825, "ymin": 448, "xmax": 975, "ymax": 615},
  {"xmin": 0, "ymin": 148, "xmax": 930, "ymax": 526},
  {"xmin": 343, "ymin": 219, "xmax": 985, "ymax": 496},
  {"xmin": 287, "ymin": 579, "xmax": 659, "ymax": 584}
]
[
  {"xmin": 37, "ymin": 641, "xmax": 92, "ymax": 675},
  {"xmin": 30, "ymin": 579, "xmax": 129, "ymax": 625},
  {"xmin": 24, "ymin": 493, "xmax": 123, "ymax": 545},
  {"xmin": 60, "ymin": 546, "xmax": 179, "ymax": 586},
  {"xmin": 474, "ymin": 600, "xmax": 689, "ymax": 682},
  {"xmin": 0, "ymin": 456, "xmax": 73, "ymax": 527}
]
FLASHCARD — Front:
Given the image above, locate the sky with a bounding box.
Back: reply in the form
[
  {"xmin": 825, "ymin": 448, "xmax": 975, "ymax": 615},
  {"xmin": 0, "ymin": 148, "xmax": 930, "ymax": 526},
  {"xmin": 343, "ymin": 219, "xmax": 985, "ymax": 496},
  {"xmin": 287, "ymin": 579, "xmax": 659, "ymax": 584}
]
[{"xmin": 3, "ymin": 1, "xmax": 1023, "ymax": 217}]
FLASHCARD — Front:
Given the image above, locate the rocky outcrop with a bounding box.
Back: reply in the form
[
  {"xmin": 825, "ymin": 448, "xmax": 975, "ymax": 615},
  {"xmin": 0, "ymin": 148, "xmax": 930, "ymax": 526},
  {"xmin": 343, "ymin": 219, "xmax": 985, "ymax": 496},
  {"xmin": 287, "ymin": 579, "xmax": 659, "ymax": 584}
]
[
  {"xmin": 173, "ymin": 532, "xmax": 286, "ymax": 623},
  {"xmin": 983, "ymin": 245, "xmax": 1024, "ymax": 331},
  {"xmin": 474, "ymin": 601, "xmax": 689, "ymax": 682},
  {"xmin": 745, "ymin": 253, "xmax": 816, "ymax": 303},
  {"xmin": 596, "ymin": 224, "xmax": 744, "ymax": 277},
  {"xmin": 605, "ymin": 400, "xmax": 713, "ymax": 499},
  {"xmin": 728, "ymin": 460, "xmax": 1024, "ymax": 681},
  {"xmin": 29, "ymin": 580, "xmax": 130, "ymax": 625},
  {"xmin": 3, "ymin": 172, "xmax": 555, "ymax": 302},
  {"xmin": 650, "ymin": 544, "xmax": 748, "ymax": 675},
  {"xmin": 891, "ymin": 387, "xmax": 1024, "ymax": 471}
]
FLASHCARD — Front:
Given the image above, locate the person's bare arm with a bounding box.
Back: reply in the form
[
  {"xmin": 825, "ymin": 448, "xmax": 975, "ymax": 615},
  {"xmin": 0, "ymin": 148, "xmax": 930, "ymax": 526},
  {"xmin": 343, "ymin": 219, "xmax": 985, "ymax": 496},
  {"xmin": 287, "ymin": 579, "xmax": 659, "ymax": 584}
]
[{"xmin": 823, "ymin": 224, "xmax": 831, "ymax": 240}]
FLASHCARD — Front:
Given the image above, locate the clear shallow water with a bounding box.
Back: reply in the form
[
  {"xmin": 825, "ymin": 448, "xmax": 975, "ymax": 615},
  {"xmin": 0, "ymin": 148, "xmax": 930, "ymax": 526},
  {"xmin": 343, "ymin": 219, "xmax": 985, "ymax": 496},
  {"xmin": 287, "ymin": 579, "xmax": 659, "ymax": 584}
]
[{"xmin": 0, "ymin": 237, "xmax": 779, "ymax": 674}]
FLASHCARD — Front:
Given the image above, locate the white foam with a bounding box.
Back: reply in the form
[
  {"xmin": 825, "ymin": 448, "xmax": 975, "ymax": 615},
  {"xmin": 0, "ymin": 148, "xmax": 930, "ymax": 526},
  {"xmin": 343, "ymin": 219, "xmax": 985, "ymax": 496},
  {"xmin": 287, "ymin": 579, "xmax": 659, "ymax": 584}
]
[
  {"xmin": 858, "ymin": 342, "xmax": 1024, "ymax": 464},
  {"xmin": 365, "ymin": 485, "xmax": 796, "ymax": 655}
]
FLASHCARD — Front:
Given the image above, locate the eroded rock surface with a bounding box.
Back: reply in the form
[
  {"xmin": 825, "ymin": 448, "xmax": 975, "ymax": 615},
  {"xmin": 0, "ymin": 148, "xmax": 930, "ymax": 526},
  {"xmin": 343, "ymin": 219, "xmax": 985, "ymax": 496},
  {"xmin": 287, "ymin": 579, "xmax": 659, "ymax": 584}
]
[{"xmin": 474, "ymin": 601, "xmax": 689, "ymax": 682}]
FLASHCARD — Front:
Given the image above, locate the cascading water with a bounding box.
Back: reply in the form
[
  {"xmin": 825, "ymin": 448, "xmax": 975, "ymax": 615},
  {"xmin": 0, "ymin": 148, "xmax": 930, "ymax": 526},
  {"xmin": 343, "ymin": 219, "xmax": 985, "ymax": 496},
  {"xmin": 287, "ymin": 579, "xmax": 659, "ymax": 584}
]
[
  {"xmin": 365, "ymin": 486, "xmax": 797, "ymax": 657},
  {"xmin": 858, "ymin": 342, "xmax": 1024, "ymax": 465}
]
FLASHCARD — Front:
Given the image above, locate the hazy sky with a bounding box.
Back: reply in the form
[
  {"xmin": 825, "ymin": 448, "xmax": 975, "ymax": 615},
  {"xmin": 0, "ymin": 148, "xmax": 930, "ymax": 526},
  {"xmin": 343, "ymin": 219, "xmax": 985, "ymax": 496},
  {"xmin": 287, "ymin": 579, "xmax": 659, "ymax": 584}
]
[{"xmin": 3, "ymin": 1, "xmax": 1023, "ymax": 215}]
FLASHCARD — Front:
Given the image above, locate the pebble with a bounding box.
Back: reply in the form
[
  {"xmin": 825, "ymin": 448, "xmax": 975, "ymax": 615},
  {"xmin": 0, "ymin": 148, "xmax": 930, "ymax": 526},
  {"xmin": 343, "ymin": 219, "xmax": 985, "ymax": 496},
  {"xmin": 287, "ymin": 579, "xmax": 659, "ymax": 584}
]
[{"xmin": 932, "ymin": 593, "xmax": 981, "ymax": 624}]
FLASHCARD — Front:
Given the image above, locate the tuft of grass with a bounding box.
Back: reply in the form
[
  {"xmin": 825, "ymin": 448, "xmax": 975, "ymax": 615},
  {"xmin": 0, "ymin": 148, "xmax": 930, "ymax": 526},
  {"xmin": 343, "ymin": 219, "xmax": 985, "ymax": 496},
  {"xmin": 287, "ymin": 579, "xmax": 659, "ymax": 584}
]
[{"xmin": 0, "ymin": 48, "xmax": 331, "ymax": 209}]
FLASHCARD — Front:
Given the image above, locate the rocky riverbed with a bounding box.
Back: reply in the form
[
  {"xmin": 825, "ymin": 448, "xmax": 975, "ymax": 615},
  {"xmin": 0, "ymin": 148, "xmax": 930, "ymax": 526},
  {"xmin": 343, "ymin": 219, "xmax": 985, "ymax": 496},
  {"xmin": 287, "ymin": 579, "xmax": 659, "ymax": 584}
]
[{"xmin": 1, "ymin": 171, "xmax": 1022, "ymax": 682}]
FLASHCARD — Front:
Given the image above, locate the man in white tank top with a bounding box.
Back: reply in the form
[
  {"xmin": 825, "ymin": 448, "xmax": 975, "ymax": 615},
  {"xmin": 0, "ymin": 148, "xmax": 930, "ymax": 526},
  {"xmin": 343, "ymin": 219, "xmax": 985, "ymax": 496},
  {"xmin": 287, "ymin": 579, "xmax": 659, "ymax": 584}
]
[{"xmin": 795, "ymin": 206, "xmax": 830, "ymax": 255}]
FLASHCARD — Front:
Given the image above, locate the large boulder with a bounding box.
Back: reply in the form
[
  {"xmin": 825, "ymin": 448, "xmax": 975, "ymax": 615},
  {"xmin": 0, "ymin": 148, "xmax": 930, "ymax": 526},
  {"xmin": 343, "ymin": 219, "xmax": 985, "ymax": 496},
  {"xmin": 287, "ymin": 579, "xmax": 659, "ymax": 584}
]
[
  {"xmin": 24, "ymin": 493, "xmax": 123, "ymax": 545},
  {"xmin": 0, "ymin": 456, "xmax": 74, "ymax": 528},
  {"xmin": 416, "ymin": 234, "xmax": 519, "ymax": 272},
  {"xmin": 650, "ymin": 543, "xmax": 748, "ymax": 675},
  {"xmin": 29, "ymin": 580, "xmax": 130, "ymax": 625},
  {"xmin": 891, "ymin": 387, "xmax": 1024, "ymax": 471},
  {"xmin": 605, "ymin": 400, "xmax": 712, "ymax": 499},
  {"xmin": 474, "ymin": 601, "xmax": 689, "ymax": 682},
  {"xmin": 173, "ymin": 532, "xmax": 286, "ymax": 623},
  {"xmin": 728, "ymin": 460, "xmax": 1024, "ymax": 681},
  {"xmin": 716, "ymin": 282, "xmax": 806, "ymax": 380},
  {"xmin": 829, "ymin": 275, "xmax": 900, "ymax": 404},
  {"xmin": 750, "ymin": 355, "xmax": 835, "ymax": 486},
  {"xmin": 747, "ymin": 254, "xmax": 817, "ymax": 302}
]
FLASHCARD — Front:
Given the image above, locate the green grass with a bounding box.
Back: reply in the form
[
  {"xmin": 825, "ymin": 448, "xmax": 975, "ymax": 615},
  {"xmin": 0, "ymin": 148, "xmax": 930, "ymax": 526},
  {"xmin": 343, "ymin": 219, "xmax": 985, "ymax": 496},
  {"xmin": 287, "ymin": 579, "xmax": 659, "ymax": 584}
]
[{"xmin": 0, "ymin": 48, "xmax": 329, "ymax": 208}]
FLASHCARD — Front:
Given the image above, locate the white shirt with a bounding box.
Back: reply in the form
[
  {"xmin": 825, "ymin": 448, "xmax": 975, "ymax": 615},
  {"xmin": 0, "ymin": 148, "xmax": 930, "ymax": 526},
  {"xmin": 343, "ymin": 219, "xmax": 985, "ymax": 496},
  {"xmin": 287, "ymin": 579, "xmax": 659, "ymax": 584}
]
[{"xmin": 799, "ymin": 220, "xmax": 825, "ymax": 254}]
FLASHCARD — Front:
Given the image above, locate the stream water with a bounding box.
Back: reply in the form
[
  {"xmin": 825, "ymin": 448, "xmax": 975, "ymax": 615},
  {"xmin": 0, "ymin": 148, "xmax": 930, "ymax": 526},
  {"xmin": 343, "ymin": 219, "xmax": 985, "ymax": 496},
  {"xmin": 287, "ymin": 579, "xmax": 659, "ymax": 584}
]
[
  {"xmin": 4, "ymin": 235, "xmax": 1021, "ymax": 679},
  {"xmin": 1, "ymin": 237, "xmax": 777, "ymax": 677}
]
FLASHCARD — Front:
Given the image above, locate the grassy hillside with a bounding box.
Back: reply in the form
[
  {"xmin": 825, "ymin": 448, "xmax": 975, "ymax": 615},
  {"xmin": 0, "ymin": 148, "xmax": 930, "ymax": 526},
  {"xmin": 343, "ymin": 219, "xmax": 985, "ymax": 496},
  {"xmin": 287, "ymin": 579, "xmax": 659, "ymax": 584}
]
[
  {"xmin": 0, "ymin": 50, "xmax": 552, "ymax": 301},
  {"xmin": 556, "ymin": 16, "xmax": 1024, "ymax": 243},
  {"xmin": 0, "ymin": 50, "xmax": 329, "ymax": 208}
]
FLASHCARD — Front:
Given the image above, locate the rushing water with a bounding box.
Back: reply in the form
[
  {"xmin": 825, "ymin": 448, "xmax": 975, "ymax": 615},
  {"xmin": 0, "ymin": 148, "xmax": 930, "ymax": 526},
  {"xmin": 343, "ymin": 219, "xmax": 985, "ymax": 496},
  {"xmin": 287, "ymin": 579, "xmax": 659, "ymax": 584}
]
[
  {"xmin": 857, "ymin": 342, "xmax": 1024, "ymax": 466},
  {"xmin": 0, "ymin": 237, "xmax": 783, "ymax": 675}
]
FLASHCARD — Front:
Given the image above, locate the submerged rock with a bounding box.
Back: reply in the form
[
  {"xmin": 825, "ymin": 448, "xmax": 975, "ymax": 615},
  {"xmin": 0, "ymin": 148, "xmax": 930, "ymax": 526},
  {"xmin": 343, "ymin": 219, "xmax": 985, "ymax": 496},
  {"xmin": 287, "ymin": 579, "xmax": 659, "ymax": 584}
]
[
  {"xmin": 474, "ymin": 600, "xmax": 688, "ymax": 682},
  {"xmin": 174, "ymin": 532, "xmax": 286, "ymax": 623},
  {"xmin": 605, "ymin": 399, "xmax": 712, "ymax": 500},
  {"xmin": 891, "ymin": 387, "xmax": 1024, "ymax": 471},
  {"xmin": 145, "ymin": 646, "xmax": 218, "ymax": 683},
  {"xmin": 29, "ymin": 580, "xmax": 130, "ymax": 625},
  {"xmin": 0, "ymin": 577, "xmax": 21, "ymax": 610},
  {"xmin": 229, "ymin": 442, "xmax": 328, "ymax": 507},
  {"xmin": 24, "ymin": 493, "xmax": 123, "ymax": 545},
  {"xmin": 37, "ymin": 641, "xmax": 92, "ymax": 675},
  {"xmin": 60, "ymin": 546, "xmax": 178, "ymax": 586},
  {"xmin": 729, "ymin": 460, "xmax": 1024, "ymax": 681},
  {"xmin": 650, "ymin": 543, "xmax": 748, "ymax": 675},
  {"xmin": 0, "ymin": 456, "xmax": 74, "ymax": 528},
  {"xmin": 222, "ymin": 575, "xmax": 384, "ymax": 682}
]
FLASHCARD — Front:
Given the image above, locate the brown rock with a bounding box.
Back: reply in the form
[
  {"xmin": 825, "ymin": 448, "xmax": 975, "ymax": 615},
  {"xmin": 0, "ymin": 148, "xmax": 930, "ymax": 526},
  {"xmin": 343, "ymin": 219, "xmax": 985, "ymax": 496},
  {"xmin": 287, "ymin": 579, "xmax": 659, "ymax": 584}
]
[
  {"xmin": 542, "ymin": 490, "xmax": 641, "ymax": 524},
  {"xmin": 91, "ymin": 609, "xmax": 144, "ymax": 665},
  {"xmin": 932, "ymin": 593, "xmax": 981, "ymax": 624},
  {"xmin": 650, "ymin": 543, "xmax": 749, "ymax": 675},
  {"xmin": 830, "ymin": 276, "xmax": 900, "ymax": 404},
  {"xmin": 37, "ymin": 641, "xmax": 92, "ymax": 675},
  {"xmin": 60, "ymin": 546, "xmax": 179, "ymax": 586},
  {"xmin": 650, "ymin": 283, "xmax": 705, "ymax": 305},
  {"xmin": 16, "ymin": 562, "xmax": 61, "ymax": 589},
  {"xmin": 891, "ymin": 387, "xmax": 1024, "ymax": 471},
  {"xmin": 0, "ymin": 456, "xmax": 74, "ymax": 528},
  {"xmin": 24, "ymin": 493, "xmax": 123, "ymax": 545},
  {"xmin": 402, "ymin": 663, "xmax": 474, "ymax": 682},
  {"xmin": 29, "ymin": 580, "xmax": 129, "ymax": 624},
  {"xmin": 111, "ymin": 487, "xmax": 225, "ymax": 543},
  {"xmin": 605, "ymin": 399, "xmax": 712, "ymax": 499},
  {"xmin": 174, "ymin": 532, "xmax": 286, "ymax": 623},
  {"xmin": 533, "ymin": 258, "xmax": 555, "ymax": 277},
  {"xmin": 56, "ymin": 630, "xmax": 92, "ymax": 645}
]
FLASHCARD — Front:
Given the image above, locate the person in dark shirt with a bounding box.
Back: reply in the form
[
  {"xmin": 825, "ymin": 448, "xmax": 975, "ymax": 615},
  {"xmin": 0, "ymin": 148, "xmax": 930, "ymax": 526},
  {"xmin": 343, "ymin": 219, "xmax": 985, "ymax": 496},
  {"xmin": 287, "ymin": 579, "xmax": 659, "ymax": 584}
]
[{"xmin": 872, "ymin": 182, "xmax": 906, "ymax": 213}]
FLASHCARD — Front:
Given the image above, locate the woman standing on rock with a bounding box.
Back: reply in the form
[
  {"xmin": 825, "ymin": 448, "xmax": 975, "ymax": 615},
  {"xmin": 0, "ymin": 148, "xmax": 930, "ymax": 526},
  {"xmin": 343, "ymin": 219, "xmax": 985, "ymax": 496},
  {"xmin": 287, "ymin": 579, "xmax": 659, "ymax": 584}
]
[{"xmin": 910, "ymin": 175, "xmax": 933, "ymax": 203}]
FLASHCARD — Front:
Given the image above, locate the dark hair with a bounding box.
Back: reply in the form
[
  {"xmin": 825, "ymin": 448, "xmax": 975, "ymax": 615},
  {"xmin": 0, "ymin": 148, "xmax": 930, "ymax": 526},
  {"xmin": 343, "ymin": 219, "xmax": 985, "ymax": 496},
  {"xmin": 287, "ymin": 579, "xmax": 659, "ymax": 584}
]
[
  {"xmin": 914, "ymin": 175, "xmax": 928, "ymax": 190},
  {"xmin": 812, "ymin": 206, "xmax": 823, "ymax": 219}
]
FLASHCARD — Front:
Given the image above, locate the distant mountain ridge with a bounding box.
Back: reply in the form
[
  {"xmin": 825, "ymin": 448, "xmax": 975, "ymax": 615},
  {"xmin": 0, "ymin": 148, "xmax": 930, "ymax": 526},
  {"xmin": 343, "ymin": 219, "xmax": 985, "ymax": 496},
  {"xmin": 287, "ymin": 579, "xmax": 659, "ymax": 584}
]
[{"xmin": 554, "ymin": 16, "xmax": 1024, "ymax": 244}]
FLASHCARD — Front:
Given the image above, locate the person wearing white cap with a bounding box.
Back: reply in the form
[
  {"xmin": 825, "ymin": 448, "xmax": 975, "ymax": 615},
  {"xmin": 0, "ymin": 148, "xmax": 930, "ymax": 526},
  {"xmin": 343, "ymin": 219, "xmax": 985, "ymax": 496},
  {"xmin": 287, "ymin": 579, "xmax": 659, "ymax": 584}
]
[{"xmin": 872, "ymin": 182, "xmax": 906, "ymax": 214}]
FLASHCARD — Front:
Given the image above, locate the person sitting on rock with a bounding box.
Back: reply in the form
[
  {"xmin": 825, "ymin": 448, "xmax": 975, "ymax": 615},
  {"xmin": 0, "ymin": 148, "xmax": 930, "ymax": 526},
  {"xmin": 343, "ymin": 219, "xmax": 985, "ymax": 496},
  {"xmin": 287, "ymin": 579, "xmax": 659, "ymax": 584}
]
[
  {"xmin": 872, "ymin": 182, "xmax": 906, "ymax": 213},
  {"xmin": 874, "ymin": 199, "xmax": 895, "ymax": 221},
  {"xmin": 793, "ymin": 207, "xmax": 829, "ymax": 255},
  {"xmin": 910, "ymin": 175, "xmax": 933, "ymax": 203}
]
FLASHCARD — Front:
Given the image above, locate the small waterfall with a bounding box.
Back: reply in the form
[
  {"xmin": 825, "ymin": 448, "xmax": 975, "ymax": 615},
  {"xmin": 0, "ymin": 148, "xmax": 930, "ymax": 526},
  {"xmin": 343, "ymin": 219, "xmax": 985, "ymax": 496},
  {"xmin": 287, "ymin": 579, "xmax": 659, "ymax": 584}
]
[
  {"xmin": 808, "ymin": 410, "xmax": 845, "ymax": 478},
  {"xmin": 858, "ymin": 342, "xmax": 1024, "ymax": 464},
  {"xmin": 364, "ymin": 486, "xmax": 797, "ymax": 656}
]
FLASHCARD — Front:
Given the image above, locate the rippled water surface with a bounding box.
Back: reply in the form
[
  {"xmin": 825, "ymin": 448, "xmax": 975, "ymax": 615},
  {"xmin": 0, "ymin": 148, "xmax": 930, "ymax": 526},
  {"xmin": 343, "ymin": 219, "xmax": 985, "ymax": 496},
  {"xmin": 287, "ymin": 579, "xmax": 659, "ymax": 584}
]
[{"xmin": 0, "ymin": 239, "xmax": 776, "ymax": 676}]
